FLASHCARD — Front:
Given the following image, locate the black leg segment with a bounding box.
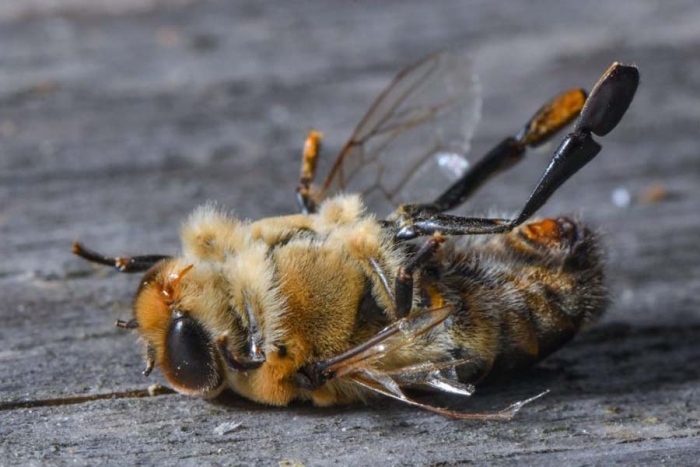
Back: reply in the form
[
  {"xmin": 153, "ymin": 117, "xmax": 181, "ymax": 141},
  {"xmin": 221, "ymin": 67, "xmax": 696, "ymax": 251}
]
[
  {"xmin": 513, "ymin": 62, "xmax": 639, "ymax": 226},
  {"xmin": 575, "ymin": 62, "xmax": 640, "ymax": 137},
  {"xmin": 393, "ymin": 62, "xmax": 639, "ymax": 240},
  {"xmin": 394, "ymin": 233, "xmax": 445, "ymax": 318},
  {"xmin": 512, "ymin": 131, "xmax": 600, "ymax": 226},
  {"xmin": 413, "ymin": 87, "xmax": 587, "ymax": 214}
]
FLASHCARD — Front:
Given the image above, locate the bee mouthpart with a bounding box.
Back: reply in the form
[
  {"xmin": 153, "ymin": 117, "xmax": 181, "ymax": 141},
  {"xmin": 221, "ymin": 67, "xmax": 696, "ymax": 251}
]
[{"xmin": 216, "ymin": 334, "xmax": 266, "ymax": 372}]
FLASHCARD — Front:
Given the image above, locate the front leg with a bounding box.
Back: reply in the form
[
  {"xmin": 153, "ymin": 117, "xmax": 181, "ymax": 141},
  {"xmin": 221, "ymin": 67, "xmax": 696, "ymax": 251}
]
[{"xmin": 394, "ymin": 232, "xmax": 445, "ymax": 318}]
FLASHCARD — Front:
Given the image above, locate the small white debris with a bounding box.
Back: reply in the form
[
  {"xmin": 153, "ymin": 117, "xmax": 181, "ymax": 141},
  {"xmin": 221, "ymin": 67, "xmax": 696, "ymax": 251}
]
[
  {"xmin": 621, "ymin": 288, "xmax": 634, "ymax": 304},
  {"xmin": 436, "ymin": 152, "xmax": 469, "ymax": 180},
  {"xmin": 147, "ymin": 384, "xmax": 162, "ymax": 397},
  {"xmin": 611, "ymin": 187, "xmax": 631, "ymax": 208},
  {"xmin": 214, "ymin": 421, "xmax": 242, "ymax": 436}
]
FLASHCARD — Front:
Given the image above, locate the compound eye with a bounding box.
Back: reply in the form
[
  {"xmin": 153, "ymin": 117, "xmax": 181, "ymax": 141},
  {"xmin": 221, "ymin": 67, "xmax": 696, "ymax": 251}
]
[{"xmin": 164, "ymin": 314, "xmax": 223, "ymax": 396}]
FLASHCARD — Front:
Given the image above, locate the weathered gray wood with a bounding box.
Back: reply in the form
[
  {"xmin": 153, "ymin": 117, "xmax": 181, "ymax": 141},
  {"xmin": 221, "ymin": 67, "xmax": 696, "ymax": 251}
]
[{"xmin": 1, "ymin": 0, "xmax": 700, "ymax": 465}]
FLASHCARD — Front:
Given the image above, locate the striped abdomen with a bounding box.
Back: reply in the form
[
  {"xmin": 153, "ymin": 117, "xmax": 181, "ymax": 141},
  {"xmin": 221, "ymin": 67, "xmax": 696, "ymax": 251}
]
[{"xmin": 436, "ymin": 217, "xmax": 607, "ymax": 383}]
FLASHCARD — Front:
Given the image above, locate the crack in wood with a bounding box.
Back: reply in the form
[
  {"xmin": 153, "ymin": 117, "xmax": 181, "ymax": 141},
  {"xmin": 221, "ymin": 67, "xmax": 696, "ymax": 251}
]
[{"xmin": 0, "ymin": 385, "xmax": 175, "ymax": 411}]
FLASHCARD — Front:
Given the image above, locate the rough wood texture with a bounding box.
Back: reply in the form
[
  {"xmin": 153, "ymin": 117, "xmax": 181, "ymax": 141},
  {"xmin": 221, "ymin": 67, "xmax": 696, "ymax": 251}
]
[{"xmin": 2, "ymin": 0, "xmax": 700, "ymax": 465}]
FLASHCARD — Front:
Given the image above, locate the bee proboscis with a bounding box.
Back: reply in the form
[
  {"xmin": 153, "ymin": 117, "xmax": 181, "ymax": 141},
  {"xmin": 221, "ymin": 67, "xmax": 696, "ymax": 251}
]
[{"xmin": 74, "ymin": 49, "xmax": 639, "ymax": 419}]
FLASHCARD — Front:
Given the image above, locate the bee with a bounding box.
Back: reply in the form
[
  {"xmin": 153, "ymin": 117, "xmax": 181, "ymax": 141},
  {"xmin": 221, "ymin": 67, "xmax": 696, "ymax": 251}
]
[{"xmin": 73, "ymin": 49, "xmax": 639, "ymax": 419}]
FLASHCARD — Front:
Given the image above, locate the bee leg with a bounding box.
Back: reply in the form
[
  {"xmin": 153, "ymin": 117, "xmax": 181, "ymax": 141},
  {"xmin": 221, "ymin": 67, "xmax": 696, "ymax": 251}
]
[
  {"xmin": 394, "ymin": 232, "xmax": 445, "ymax": 318},
  {"xmin": 115, "ymin": 319, "xmax": 138, "ymax": 329},
  {"xmin": 72, "ymin": 241, "xmax": 170, "ymax": 273},
  {"xmin": 114, "ymin": 322, "xmax": 156, "ymax": 376},
  {"xmin": 143, "ymin": 345, "xmax": 156, "ymax": 377},
  {"xmin": 393, "ymin": 120, "xmax": 599, "ymax": 239},
  {"xmin": 296, "ymin": 130, "xmax": 324, "ymax": 214},
  {"xmin": 393, "ymin": 63, "xmax": 639, "ymax": 240},
  {"xmin": 418, "ymin": 87, "xmax": 588, "ymax": 214},
  {"xmin": 295, "ymin": 364, "xmax": 326, "ymax": 390},
  {"xmin": 367, "ymin": 257, "xmax": 395, "ymax": 306}
]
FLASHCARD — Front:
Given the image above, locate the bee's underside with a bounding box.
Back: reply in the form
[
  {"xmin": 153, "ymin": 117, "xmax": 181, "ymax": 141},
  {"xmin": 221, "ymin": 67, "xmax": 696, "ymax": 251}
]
[{"xmin": 74, "ymin": 50, "xmax": 638, "ymax": 419}]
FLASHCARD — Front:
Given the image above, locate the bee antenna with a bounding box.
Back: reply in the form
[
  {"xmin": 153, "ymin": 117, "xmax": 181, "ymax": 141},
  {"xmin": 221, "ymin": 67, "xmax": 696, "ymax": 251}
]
[{"xmin": 72, "ymin": 241, "xmax": 171, "ymax": 274}]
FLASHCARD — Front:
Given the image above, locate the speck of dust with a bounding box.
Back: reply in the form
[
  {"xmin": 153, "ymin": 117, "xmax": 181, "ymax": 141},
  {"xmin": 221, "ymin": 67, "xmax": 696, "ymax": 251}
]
[
  {"xmin": 611, "ymin": 187, "xmax": 632, "ymax": 208},
  {"xmin": 437, "ymin": 152, "xmax": 470, "ymax": 181},
  {"xmin": 214, "ymin": 421, "xmax": 242, "ymax": 436}
]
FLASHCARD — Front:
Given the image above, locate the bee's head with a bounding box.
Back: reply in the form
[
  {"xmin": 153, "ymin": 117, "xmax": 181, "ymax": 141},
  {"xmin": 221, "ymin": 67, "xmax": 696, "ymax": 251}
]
[
  {"xmin": 72, "ymin": 238, "xmax": 272, "ymax": 399},
  {"xmin": 132, "ymin": 259, "xmax": 224, "ymax": 398}
]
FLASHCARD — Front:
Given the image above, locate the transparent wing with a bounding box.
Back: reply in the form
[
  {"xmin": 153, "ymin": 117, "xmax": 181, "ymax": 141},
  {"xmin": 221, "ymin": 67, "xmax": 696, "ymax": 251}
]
[
  {"xmin": 308, "ymin": 305, "xmax": 547, "ymax": 420},
  {"xmin": 319, "ymin": 48, "xmax": 481, "ymax": 217},
  {"xmin": 320, "ymin": 305, "xmax": 456, "ymax": 377}
]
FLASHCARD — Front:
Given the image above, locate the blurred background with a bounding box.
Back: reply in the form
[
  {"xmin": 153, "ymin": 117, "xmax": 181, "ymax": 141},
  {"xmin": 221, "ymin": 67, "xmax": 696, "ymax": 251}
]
[{"xmin": 2, "ymin": 1, "xmax": 700, "ymax": 465}]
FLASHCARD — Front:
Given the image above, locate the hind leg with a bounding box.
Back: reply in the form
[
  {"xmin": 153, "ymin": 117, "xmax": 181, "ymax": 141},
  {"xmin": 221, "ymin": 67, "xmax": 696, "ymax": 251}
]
[{"xmin": 390, "ymin": 63, "xmax": 639, "ymax": 240}]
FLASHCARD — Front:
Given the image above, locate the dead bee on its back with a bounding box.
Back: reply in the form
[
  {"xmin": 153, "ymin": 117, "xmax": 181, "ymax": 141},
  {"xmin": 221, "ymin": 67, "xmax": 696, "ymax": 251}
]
[{"xmin": 74, "ymin": 49, "xmax": 638, "ymax": 419}]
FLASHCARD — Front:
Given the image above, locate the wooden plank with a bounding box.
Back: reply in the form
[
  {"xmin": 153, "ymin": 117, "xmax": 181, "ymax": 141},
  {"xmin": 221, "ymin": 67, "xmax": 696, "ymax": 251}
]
[{"xmin": 2, "ymin": 0, "xmax": 700, "ymax": 464}]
